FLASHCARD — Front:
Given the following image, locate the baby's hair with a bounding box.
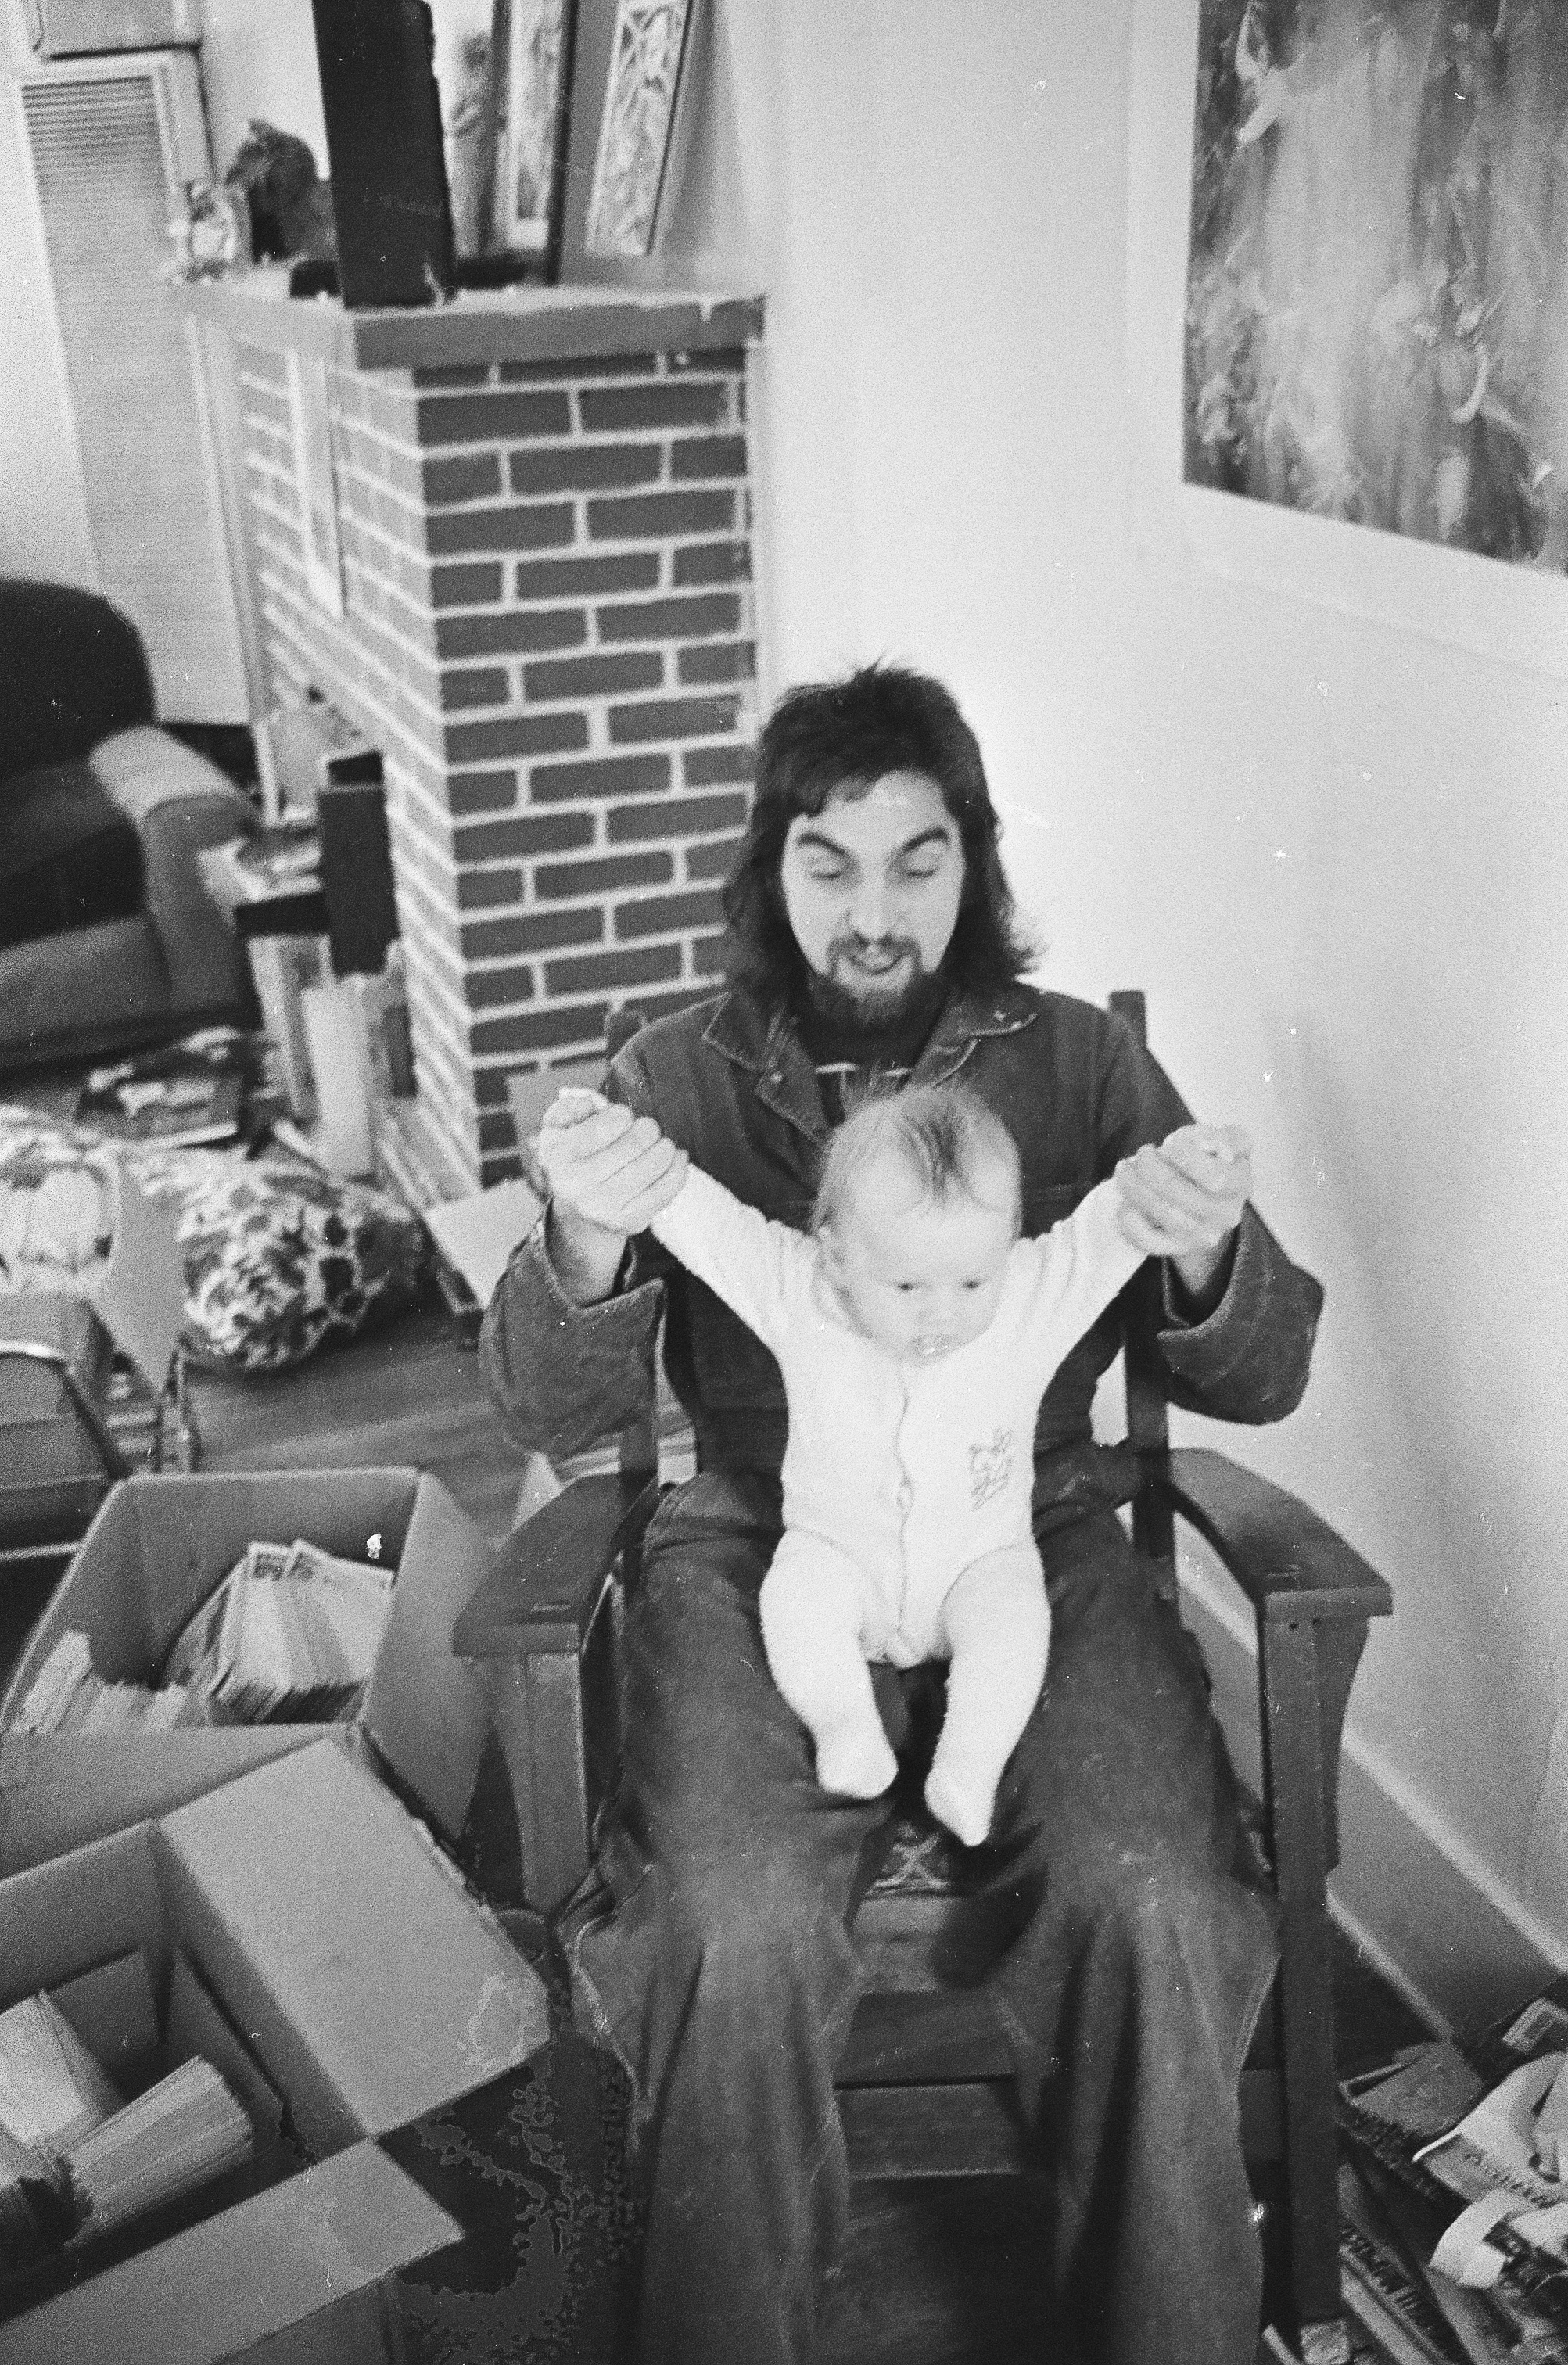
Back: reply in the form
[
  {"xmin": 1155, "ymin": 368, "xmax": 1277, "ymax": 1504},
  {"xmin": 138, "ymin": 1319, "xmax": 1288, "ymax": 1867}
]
[{"xmin": 812, "ymin": 1082, "xmax": 1021, "ymax": 1238}]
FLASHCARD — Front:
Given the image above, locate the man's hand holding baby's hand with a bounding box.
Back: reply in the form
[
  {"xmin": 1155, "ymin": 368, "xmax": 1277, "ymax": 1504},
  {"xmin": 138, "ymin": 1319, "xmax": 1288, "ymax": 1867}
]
[
  {"xmin": 1114, "ymin": 1123, "xmax": 1253, "ymax": 1314},
  {"xmin": 538, "ymin": 1087, "xmax": 689, "ymax": 1304}
]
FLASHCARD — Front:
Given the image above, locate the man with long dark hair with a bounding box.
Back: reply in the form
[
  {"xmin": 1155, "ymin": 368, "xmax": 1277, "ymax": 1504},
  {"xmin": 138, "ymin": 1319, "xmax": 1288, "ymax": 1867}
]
[{"xmin": 482, "ymin": 662, "xmax": 1323, "ymax": 2365}]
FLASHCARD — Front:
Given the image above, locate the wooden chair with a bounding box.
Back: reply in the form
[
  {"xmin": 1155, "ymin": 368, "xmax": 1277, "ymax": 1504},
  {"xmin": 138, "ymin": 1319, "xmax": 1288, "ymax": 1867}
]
[{"xmin": 455, "ymin": 992, "xmax": 1393, "ymax": 2362}]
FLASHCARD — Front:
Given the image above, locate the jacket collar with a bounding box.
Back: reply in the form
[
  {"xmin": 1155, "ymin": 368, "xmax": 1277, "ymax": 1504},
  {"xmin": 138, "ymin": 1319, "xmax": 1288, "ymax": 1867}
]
[{"xmin": 701, "ymin": 980, "xmax": 1037, "ymax": 1147}]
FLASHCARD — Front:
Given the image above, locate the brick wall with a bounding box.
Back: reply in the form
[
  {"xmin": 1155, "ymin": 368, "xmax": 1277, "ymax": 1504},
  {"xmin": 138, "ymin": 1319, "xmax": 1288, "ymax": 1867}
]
[{"xmin": 235, "ymin": 336, "xmax": 759, "ymax": 1191}]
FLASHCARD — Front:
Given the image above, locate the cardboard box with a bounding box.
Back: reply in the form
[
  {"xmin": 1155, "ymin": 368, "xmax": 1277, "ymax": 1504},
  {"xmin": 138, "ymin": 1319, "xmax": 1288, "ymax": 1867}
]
[
  {"xmin": 0, "ymin": 1161, "xmax": 185, "ymax": 1554},
  {"xmin": 0, "ymin": 1734, "xmax": 550, "ymax": 2360},
  {"xmin": 0, "ymin": 1468, "xmax": 496, "ymax": 1878}
]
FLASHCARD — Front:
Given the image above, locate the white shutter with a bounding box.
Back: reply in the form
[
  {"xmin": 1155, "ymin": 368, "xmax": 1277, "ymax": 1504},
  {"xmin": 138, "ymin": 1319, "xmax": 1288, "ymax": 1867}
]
[{"xmin": 19, "ymin": 56, "xmax": 247, "ymax": 722}]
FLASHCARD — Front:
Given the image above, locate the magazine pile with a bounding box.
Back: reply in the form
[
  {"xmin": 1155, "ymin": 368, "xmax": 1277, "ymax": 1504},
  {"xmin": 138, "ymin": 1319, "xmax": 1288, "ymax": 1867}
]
[
  {"xmin": 9, "ymin": 1537, "xmax": 394, "ymax": 1734},
  {"xmin": 0, "ymin": 1989, "xmax": 250, "ymax": 2270},
  {"xmin": 1333, "ymin": 1975, "xmax": 1568, "ymax": 2362}
]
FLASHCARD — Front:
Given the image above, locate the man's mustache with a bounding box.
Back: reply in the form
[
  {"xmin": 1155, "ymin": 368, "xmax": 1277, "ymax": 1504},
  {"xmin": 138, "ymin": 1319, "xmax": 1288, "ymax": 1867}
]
[{"xmin": 829, "ymin": 935, "xmax": 922, "ymax": 967}]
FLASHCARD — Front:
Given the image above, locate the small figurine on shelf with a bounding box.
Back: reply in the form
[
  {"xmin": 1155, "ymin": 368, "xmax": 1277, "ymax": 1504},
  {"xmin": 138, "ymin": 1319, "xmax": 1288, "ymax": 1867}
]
[{"xmin": 163, "ymin": 178, "xmax": 250, "ymax": 284}]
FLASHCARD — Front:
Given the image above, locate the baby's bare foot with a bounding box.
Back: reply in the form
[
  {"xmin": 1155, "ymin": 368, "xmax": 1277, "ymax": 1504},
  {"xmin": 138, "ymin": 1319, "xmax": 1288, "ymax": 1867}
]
[{"xmin": 815, "ymin": 1722, "xmax": 897, "ymax": 1800}]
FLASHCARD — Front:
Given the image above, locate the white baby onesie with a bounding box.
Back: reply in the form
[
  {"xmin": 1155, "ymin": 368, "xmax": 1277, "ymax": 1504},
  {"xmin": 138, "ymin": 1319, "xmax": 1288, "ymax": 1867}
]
[{"xmin": 651, "ymin": 1165, "xmax": 1144, "ymax": 1663}]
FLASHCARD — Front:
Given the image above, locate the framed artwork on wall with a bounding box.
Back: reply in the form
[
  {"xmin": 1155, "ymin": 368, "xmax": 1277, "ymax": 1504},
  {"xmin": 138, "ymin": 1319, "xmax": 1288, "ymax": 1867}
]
[{"xmin": 1128, "ymin": 0, "xmax": 1568, "ymax": 677}]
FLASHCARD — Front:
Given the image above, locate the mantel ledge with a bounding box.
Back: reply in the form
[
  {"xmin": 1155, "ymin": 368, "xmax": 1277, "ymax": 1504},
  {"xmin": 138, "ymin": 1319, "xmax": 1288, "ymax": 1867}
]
[{"xmin": 175, "ymin": 268, "xmax": 766, "ymax": 372}]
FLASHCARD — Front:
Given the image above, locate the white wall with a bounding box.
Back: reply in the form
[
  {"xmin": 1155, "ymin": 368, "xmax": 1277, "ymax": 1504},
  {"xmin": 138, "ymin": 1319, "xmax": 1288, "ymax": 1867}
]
[
  {"xmin": 681, "ymin": 0, "xmax": 1568, "ymax": 2021},
  {"xmin": 197, "ymin": 0, "xmax": 325, "ymax": 175}
]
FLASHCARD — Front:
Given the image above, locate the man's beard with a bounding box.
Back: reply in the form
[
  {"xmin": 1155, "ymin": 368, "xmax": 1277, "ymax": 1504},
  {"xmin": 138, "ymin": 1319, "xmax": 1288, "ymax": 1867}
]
[{"xmin": 800, "ymin": 938, "xmax": 949, "ymax": 1041}]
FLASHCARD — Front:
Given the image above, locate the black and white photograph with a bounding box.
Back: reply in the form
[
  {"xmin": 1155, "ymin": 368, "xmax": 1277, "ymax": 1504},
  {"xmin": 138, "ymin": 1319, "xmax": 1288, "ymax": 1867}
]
[{"xmin": 1, "ymin": 5, "xmax": 1564, "ymax": 2363}]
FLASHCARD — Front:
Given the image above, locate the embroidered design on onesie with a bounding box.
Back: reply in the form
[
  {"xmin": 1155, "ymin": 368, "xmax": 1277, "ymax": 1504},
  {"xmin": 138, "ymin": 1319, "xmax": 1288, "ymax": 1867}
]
[{"xmin": 968, "ymin": 1428, "xmax": 1013, "ymax": 1509}]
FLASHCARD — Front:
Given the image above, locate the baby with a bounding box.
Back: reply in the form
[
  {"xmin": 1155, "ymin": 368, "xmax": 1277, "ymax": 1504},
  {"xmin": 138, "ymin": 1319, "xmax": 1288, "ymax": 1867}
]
[{"xmin": 544, "ymin": 1080, "xmax": 1236, "ymax": 1847}]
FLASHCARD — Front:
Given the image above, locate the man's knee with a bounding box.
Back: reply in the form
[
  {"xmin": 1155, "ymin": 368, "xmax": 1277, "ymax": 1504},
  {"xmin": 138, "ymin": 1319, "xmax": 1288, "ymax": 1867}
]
[
  {"xmin": 668, "ymin": 1854, "xmax": 854, "ymax": 2015},
  {"xmin": 1054, "ymin": 1843, "xmax": 1228, "ymax": 1982}
]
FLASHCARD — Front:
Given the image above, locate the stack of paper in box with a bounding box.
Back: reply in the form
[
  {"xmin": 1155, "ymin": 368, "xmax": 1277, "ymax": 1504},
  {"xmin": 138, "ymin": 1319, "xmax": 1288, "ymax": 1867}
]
[
  {"xmin": 0, "ymin": 1991, "xmax": 251, "ymax": 2267},
  {"xmin": 7, "ymin": 1634, "xmax": 193, "ymax": 1736},
  {"xmin": 162, "ymin": 1538, "xmax": 394, "ymax": 1724},
  {"xmin": 9, "ymin": 1537, "xmax": 395, "ymax": 1735}
]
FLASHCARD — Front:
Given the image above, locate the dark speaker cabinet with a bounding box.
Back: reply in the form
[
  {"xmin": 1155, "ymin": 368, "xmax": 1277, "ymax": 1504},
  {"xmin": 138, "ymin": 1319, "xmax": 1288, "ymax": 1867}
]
[{"xmin": 310, "ymin": 0, "xmax": 456, "ymax": 308}]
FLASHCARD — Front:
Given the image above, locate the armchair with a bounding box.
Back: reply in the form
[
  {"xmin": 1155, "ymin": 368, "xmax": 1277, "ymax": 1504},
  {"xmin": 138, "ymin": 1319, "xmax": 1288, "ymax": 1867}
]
[
  {"xmin": 0, "ymin": 578, "xmax": 256, "ymax": 1071},
  {"xmin": 455, "ymin": 992, "xmax": 1394, "ymax": 2362}
]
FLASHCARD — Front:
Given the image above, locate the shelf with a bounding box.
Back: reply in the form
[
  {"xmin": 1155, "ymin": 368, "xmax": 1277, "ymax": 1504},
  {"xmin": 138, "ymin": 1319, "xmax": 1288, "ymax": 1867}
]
[{"xmin": 176, "ymin": 271, "xmax": 766, "ymax": 373}]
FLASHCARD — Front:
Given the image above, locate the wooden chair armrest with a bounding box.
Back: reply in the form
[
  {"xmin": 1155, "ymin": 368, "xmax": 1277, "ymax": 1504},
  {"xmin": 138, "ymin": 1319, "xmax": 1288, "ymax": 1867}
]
[
  {"xmin": 1152, "ymin": 1446, "xmax": 1393, "ymax": 1625},
  {"xmin": 1154, "ymin": 1444, "xmax": 1391, "ymax": 1882},
  {"xmin": 454, "ymin": 1471, "xmax": 661, "ymax": 1660}
]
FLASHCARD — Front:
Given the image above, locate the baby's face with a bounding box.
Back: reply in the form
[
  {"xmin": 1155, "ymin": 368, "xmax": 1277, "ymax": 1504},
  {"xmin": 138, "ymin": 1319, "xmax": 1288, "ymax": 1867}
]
[{"xmin": 826, "ymin": 1162, "xmax": 1016, "ymax": 1362}]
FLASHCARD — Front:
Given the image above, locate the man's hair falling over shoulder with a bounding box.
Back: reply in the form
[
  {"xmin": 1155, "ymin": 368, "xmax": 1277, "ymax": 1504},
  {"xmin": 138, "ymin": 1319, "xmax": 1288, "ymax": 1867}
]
[
  {"xmin": 719, "ymin": 662, "xmax": 1037, "ymax": 1003},
  {"xmin": 813, "ymin": 1079, "xmax": 1024, "ymax": 1238}
]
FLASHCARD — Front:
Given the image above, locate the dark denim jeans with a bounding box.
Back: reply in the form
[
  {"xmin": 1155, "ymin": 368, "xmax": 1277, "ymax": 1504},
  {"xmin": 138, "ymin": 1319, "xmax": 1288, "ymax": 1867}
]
[{"xmin": 559, "ymin": 1472, "xmax": 1278, "ymax": 2365}]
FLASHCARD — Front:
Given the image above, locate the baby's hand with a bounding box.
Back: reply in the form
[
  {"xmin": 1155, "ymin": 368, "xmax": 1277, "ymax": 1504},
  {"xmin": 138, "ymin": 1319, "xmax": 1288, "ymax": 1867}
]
[
  {"xmin": 1114, "ymin": 1123, "xmax": 1253, "ymax": 1259},
  {"xmin": 543, "ymin": 1086, "xmax": 612, "ymax": 1129}
]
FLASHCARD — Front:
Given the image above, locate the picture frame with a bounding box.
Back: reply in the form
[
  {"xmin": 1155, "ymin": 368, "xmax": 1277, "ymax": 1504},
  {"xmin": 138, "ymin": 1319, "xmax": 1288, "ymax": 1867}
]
[
  {"xmin": 493, "ymin": 0, "xmax": 578, "ymax": 265},
  {"xmin": 1127, "ymin": 0, "xmax": 1568, "ymax": 680},
  {"xmin": 432, "ymin": 0, "xmax": 576, "ymax": 275},
  {"xmin": 283, "ymin": 351, "xmax": 344, "ymax": 621},
  {"xmin": 556, "ymin": 0, "xmax": 703, "ymax": 282}
]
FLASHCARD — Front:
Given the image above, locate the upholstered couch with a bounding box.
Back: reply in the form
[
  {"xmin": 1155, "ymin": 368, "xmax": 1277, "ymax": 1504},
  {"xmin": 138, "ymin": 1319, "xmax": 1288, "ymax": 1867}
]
[{"xmin": 0, "ymin": 579, "xmax": 257, "ymax": 1071}]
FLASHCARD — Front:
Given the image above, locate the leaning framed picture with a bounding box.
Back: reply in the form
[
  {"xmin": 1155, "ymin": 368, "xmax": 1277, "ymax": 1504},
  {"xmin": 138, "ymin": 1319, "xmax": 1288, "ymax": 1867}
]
[
  {"xmin": 557, "ymin": 0, "xmax": 703, "ymax": 280},
  {"xmin": 495, "ymin": 0, "xmax": 577, "ymax": 264}
]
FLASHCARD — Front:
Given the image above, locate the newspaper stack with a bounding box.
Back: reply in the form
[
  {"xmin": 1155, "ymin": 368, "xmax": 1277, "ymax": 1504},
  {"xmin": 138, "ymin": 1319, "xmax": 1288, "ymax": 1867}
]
[
  {"xmin": 9, "ymin": 1634, "xmax": 192, "ymax": 1739},
  {"xmin": 1335, "ymin": 1979, "xmax": 1568, "ymax": 2363},
  {"xmin": 160, "ymin": 1537, "xmax": 395, "ymax": 1724},
  {"xmin": 0, "ymin": 1988, "xmax": 252, "ymax": 2269}
]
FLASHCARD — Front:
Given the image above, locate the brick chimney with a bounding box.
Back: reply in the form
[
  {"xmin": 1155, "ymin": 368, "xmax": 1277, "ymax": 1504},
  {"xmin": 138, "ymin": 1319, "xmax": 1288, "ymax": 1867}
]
[{"xmin": 231, "ymin": 303, "xmax": 761, "ymax": 1195}]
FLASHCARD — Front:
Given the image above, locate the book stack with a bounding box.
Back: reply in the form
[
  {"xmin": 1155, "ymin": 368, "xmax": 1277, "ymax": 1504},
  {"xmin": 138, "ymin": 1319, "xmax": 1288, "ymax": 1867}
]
[
  {"xmin": 9, "ymin": 1537, "xmax": 394, "ymax": 1737},
  {"xmin": 1332, "ymin": 1979, "xmax": 1568, "ymax": 2363},
  {"xmin": 0, "ymin": 1990, "xmax": 251, "ymax": 2268}
]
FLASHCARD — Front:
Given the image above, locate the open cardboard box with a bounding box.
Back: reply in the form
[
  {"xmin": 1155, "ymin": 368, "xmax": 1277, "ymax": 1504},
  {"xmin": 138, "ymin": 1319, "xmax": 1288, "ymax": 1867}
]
[
  {"xmin": 0, "ymin": 1733, "xmax": 550, "ymax": 2362},
  {"xmin": 0, "ymin": 1468, "xmax": 496, "ymax": 1878}
]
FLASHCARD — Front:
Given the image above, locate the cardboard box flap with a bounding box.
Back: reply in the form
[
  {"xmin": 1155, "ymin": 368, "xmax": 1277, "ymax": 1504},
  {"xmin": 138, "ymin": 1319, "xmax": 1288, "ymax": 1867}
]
[
  {"xmin": 88, "ymin": 1161, "xmax": 185, "ymax": 1392},
  {"xmin": 157, "ymin": 1740, "xmax": 549, "ymax": 2151},
  {"xmin": 0, "ymin": 1728, "xmax": 309, "ymax": 1880},
  {"xmin": 2, "ymin": 2138, "xmax": 461, "ymax": 2365},
  {"xmin": 0, "ymin": 1822, "xmax": 171, "ymax": 2009},
  {"xmin": 361, "ymin": 1473, "xmax": 495, "ymax": 1843}
]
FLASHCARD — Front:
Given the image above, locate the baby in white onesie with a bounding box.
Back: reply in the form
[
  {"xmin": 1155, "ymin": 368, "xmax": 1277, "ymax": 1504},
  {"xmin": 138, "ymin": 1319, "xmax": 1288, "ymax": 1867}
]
[{"xmin": 544, "ymin": 1081, "xmax": 1225, "ymax": 1847}]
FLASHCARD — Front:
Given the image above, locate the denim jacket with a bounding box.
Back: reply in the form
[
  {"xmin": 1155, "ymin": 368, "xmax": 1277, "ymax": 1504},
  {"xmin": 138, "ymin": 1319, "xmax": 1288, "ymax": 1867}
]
[{"xmin": 480, "ymin": 982, "xmax": 1324, "ymax": 1524}]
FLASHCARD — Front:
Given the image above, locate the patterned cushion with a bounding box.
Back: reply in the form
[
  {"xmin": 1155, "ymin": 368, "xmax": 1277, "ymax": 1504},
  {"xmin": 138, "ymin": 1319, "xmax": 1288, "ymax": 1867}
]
[
  {"xmin": 131, "ymin": 1143, "xmax": 427, "ymax": 1372},
  {"xmin": 0, "ymin": 1110, "xmax": 427, "ymax": 1373}
]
